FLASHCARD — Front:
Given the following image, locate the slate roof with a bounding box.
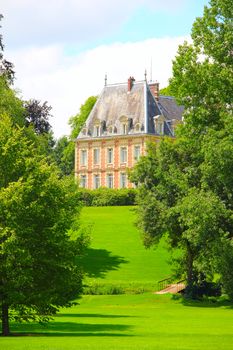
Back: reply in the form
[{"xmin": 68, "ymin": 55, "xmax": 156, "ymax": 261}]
[{"xmin": 77, "ymin": 79, "xmax": 184, "ymax": 139}]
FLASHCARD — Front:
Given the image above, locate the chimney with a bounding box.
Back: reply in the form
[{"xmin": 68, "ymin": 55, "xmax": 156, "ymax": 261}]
[
  {"xmin": 149, "ymin": 81, "xmax": 159, "ymax": 101},
  {"xmin": 128, "ymin": 76, "xmax": 135, "ymax": 92}
]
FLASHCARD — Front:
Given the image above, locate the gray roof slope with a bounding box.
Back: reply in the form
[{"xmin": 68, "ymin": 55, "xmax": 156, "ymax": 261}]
[
  {"xmin": 158, "ymin": 95, "xmax": 184, "ymax": 121},
  {"xmin": 77, "ymin": 80, "xmax": 183, "ymax": 139}
]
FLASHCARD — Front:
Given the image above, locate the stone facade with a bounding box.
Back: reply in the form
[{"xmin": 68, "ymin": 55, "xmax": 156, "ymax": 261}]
[{"xmin": 75, "ymin": 77, "xmax": 183, "ymax": 189}]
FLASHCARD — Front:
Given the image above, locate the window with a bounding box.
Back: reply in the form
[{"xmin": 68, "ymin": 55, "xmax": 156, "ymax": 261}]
[
  {"xmin": 93, "ymin": 148, "xmax": 100, "ymax": 165},
  {"xmin": 80, "ymin": 149, "xmax": 87, "ymax": 166},
  {"xmin": 93, "ymin": 174, "xmax": 100, "ymax": 189},
  {"xmin": 120, "ymin": 147, "xmax": 127, "ymax": 163},
  {"xmin": 167, "ymin": 121, "xmax": 174, "ymax": 135},
  {"xmin": 135, "ymin": 123, "xmax": 141, "ymax": 132},
  {"xmin": 82, "ymin": 128, "xmax": 87, "ymax": 136},
  {"xmin": 106, "ymin": 173, "xmax": 113, "ymax": 188},
  {"xmin": 80, "ymin": 175, "xmax": 87, "ymax": 188},
  {"xmin": 122, "ymin": 123, "xmax": 127, "ymax": 134},
  {"xmin": 108, "ymin": 126, "xmax": 113, "ymax": 134},
  {"xmin": 158, "ymin": 122, "xmax": 164, "ymax": 135},
  {"xmin": 134, "ymin": 145, "xmax": 141, "ymax": 161},
  {"xmin": 107, "ymin": 148, "xmax": 113, "ymax": 164},
  {"xmin": 94, "ymin": 125, "xmax": 100, "ymax": 137},
  {"xmin": 120, "ymin": 173, "xmax": 127, "ymax": 188}
]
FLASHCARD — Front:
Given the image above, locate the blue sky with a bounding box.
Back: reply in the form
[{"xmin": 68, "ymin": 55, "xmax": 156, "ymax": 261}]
[
  {"xmin": 1, "ymin": 0, "xmax": 209, "ymax": 137},
  {"xmin": 102, "ymin": 1, "xmax": 208, "ymax": 43}
]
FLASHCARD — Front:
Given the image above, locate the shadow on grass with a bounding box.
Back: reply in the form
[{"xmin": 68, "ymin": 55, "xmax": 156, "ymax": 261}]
[
  {"xmin": 10, "ymin": 322, "xmax": 133, "ymax": 337},
  {"xmin": 80, "ymin": 248, "xmax": 128, "ymax": 278},
  {"xmin": 57, "ymin": 313, "xmax": 132, "ymax": 318},
  {"xmin": 172, "ymin": 294, "xmax": 233, "ymax": 309},
  {"xmin": 10, "ymin": 332, "xmax": 133, "ymax": 337}
]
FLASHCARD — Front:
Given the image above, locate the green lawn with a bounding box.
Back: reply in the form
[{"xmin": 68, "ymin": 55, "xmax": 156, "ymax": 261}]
[
  {"xmin": 1, "ymin": 294, "xmax": 233, "ymax": 350},
  {"xmin": 1, "ymin": 206, "xmax": 233, "ymax": 349},
  {"xmin": 80, "ymin": 206, "xmax": 172, "ymax": 292}
]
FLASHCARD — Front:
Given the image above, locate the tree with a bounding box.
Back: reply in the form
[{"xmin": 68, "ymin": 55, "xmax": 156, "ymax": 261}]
[
  {"xmin": 0, "ymin": 114, "xmax": 88, "ymax": 336},
  {"xmin": 0, "ymin": 76, "xmax": 25, "ymax": 127},
  {"xmin": 159, "ymin": 85, "xmax": 172, "ymax": 96},
  {"xmin": 0, "ymin": 14, "xmax": 14, "ymax": 84},
  {"xmin": 69, "ymin": 96, "xmax": 97, "ymax": 139},
  {"xmin": 24, "ymin": 99, "xmax": 52, "ymax": 135},
  {"xmin": 131, "ymin": 0, "xmax": 233, "ymax": 298},
  {"xmin": 54, "ymin": 95, "xmax": 97, "ymax": 176}
]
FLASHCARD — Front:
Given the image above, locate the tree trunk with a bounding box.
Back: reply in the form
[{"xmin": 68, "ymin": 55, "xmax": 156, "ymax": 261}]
[
  {"xmin": 2, "ymin": 303, "xmax": 10, "ymax": 336},
  {"xmin": 185, "ymin": 242, "xmax": 195, "ymax": 298},
  {"xmin": 187, "ymin": 250, "xmax": 194, "ymax": 289}
]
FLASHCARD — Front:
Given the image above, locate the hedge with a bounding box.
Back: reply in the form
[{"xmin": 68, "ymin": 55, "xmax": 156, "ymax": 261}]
[{"xmin": 77, "ymin": 187, "xmax": 137, "ymax": 206}]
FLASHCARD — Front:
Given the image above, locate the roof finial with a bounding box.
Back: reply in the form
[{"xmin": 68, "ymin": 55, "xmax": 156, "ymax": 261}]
[
  {"xmin": 144, "ymin": 69, "xmax": 147, "ymax": 81},
  {"xmin": 104, "ymin": 74, "xmax": 107, "ymax": 86}
]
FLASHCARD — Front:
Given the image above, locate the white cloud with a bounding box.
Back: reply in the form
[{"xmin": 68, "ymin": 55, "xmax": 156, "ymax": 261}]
[
  {"xmin": 1, "ymin": 0, "xmax": 187, "ymax": 48},
  {"xmin": 8, "ymin": 35, "xmax": 188, "ymax": 138}
]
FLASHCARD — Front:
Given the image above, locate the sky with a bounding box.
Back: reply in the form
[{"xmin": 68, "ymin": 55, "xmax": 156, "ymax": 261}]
[{"xmin": 1, "ymin": 0, "xmax": 209, "ymax": 138}]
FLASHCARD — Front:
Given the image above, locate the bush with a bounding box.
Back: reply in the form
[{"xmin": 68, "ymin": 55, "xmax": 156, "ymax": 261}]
[{"xmin": 77, "ymin": 188, "xmax": 137, "ymax": 206}]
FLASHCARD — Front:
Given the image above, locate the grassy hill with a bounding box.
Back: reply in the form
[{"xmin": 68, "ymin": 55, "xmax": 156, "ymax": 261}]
[{"xmin": 80, "ymin": 206, "xmax": 172, "ymax": 293}]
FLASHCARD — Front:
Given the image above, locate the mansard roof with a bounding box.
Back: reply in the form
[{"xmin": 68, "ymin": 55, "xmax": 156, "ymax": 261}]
[{"xmin": 77, "ymin": 78, "xmax": 184, "ymax": 139}]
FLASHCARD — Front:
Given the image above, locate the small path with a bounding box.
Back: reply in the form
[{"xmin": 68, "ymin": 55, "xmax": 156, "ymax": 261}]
[{"xmin": 155, "ymin": 283, "xmax": 185, "ymax": 294}]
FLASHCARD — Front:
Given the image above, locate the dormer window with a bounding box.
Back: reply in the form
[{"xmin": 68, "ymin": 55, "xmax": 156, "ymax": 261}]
[
  {"xmin": 119, "ymin": 115, "xmax": 129, "ymax": 135},
  {"xmin": 135, "ymin": 123, "xmax": 141, "ymax": 132},
  {"xmin": 82, "ymin": 128, "xmax": 88, "ymax": 136},
  {"xmin": 108, "ymin": 126, "xmax": 113, "ymax": 134},
  {"xmin": 122, "ymin": 123, "xmax": 127, "ymax": 134},
  {"xmin": 94, "ymin": 125, "xmax": 100, "ymax": 137},
  {"xmin": 158, "ymin": 122, "xmax": 164, "ymax": 135},
  {"xmin": 153, "ymin": 115, "xmax": 165, "ymax": 135},
  {"xmin": 93, "ymin": 118, "xmax": 101, "ymax": 137},
  {"xmin": 166, "ymin": 120, "xmax": 174, "ymax": 136}
]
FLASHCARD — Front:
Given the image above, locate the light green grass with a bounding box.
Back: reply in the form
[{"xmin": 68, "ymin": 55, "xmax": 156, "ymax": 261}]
[
  {"xmin": 1, "ymin": 206, "xmax": 233, "ymax": 349},
  {"xmin": 1, "ymin": 294, "xmax": 233, "ymax": 350},
  {"xmin": 80, "ymin": 206, "xmax": 172, "ymax": 293}
]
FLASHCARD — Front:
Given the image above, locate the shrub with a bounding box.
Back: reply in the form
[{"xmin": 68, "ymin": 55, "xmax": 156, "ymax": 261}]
[{"xmin": 77, "ymin": 187, "xmax": 137, "ymax": 206}]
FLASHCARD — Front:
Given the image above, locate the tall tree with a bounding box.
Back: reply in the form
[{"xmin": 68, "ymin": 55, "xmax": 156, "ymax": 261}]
[
  {"xmin": 131, "ymin": 0, "xmax": 233, "ymax": 298},
  {"xmin": 0, "ymin": 114, "xmax": 88, "ymax": 336},
  {"xmin": 54, "ymin": 95, "xmax": 97, "ymax": 176}
]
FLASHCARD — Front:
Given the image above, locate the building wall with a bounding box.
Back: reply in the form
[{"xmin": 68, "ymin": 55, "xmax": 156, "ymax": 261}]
[{"xmin": 75, "ymin": 135, "xmax": 160, "ymax": 189}]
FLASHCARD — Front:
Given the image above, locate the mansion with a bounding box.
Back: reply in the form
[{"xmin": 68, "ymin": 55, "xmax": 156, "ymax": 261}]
[{"xmin": 75, "ymin": 76, "xmax": 183, "ymax": 189}]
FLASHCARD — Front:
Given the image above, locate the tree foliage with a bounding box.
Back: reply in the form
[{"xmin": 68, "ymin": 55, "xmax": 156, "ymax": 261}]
[
  {"xmin": 131, "ymin": 0, "xmax": 233, "ymax": 298},
  {"xmin": 0, "ymin": 114, "xmax": 88, "ymax": 336},
  {"xmin": 0, "ymin": 14, "xmax": 14, "ymax": 84},
  {"xmin": 159, "ymin": 85, "xmax": 172, "ymax": 96},
  {"xmin": 54, "ymin": 95, "xmax": 97, "ymax": 176},
  {"xmin": 24, "ymin": 99, "xmax": 52, "ymax": 135},
  {"xmin": 69, "ymin": 96, "xmax": 97, "ymax": 139}
]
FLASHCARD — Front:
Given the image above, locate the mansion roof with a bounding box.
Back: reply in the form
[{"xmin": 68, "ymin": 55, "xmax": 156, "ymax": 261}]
[{"xmin": 77, "ymin": 78, "xmax": 184, "ymax": 139}]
